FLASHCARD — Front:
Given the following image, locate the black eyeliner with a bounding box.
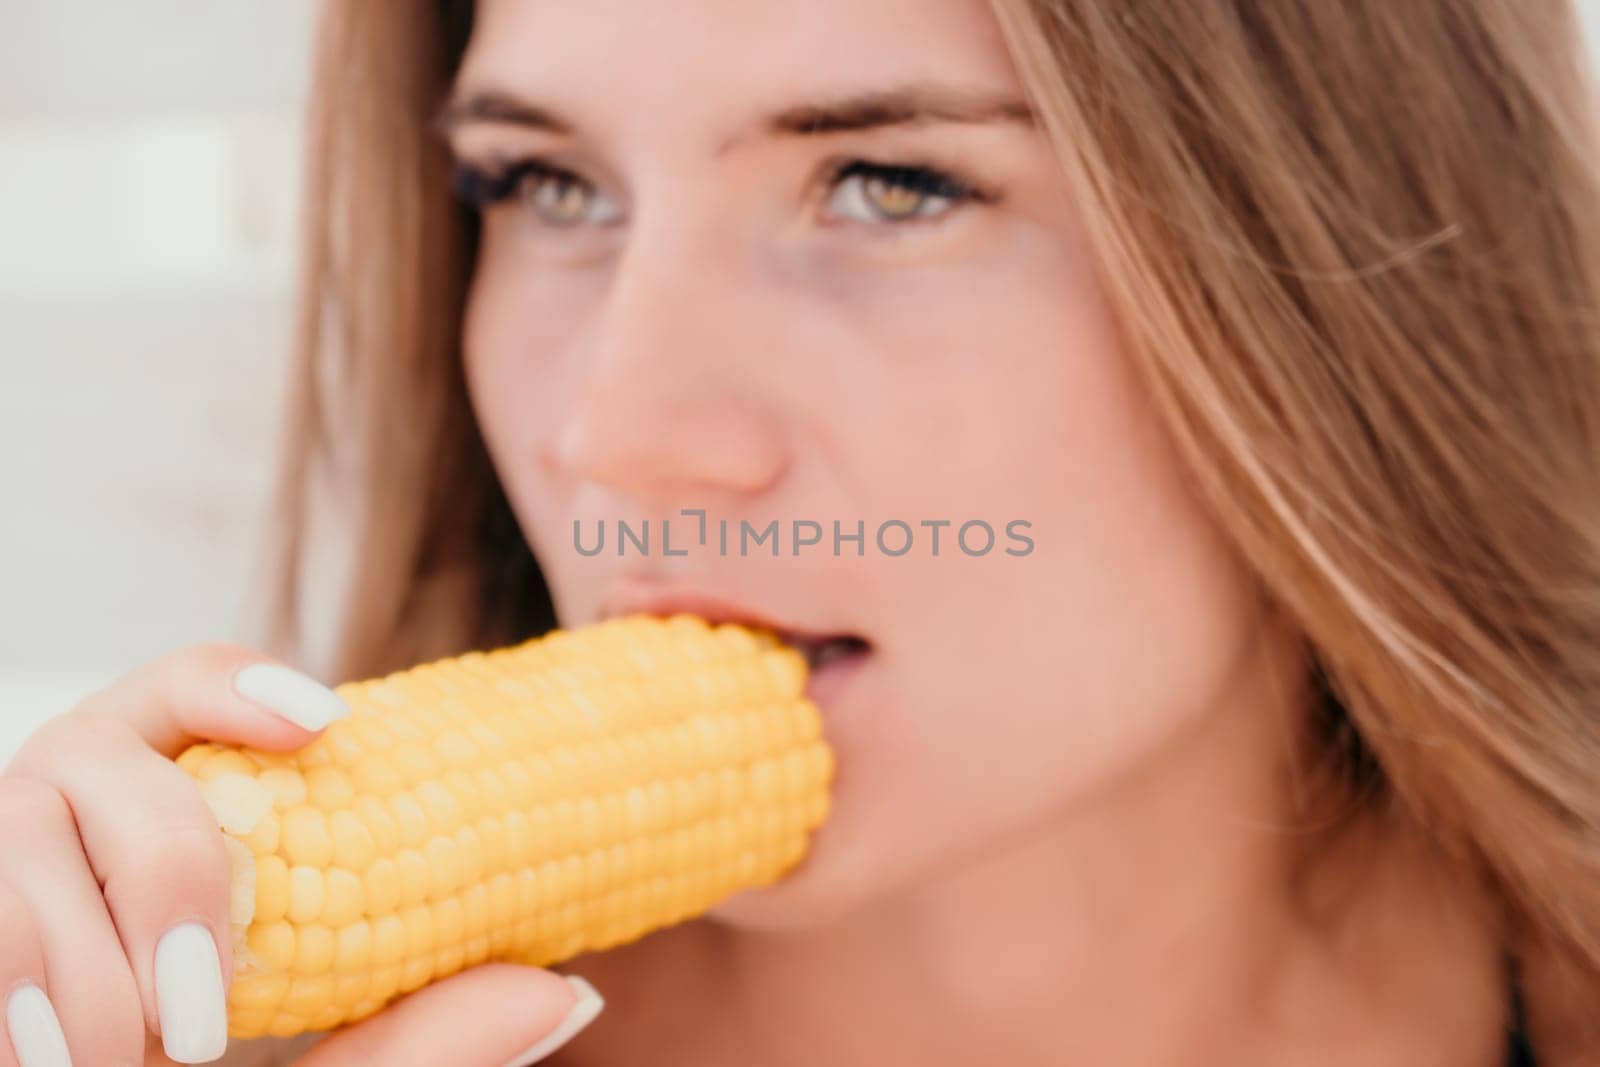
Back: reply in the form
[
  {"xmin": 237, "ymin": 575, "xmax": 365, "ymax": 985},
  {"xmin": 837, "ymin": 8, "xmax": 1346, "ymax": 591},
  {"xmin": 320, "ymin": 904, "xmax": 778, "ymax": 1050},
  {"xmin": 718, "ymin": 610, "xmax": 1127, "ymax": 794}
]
[
  {"xmin": 451, "ymin": 157, "xmax": 571, "ymax": 209},
  {"xmin": 450, "ymin": 154, "xmax": 999, "ymax": 214},
  {"xmin": 825, "ymin": 157, "xmax": 999, "ymax": 207}
]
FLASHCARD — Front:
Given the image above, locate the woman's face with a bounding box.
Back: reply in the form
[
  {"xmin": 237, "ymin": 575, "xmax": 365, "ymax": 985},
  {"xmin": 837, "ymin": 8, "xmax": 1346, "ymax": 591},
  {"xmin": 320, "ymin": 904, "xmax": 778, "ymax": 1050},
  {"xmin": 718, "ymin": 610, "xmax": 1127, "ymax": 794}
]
[{"xmin": 452, "ymin": 0, "xmax": 1276, "ymax": 924}]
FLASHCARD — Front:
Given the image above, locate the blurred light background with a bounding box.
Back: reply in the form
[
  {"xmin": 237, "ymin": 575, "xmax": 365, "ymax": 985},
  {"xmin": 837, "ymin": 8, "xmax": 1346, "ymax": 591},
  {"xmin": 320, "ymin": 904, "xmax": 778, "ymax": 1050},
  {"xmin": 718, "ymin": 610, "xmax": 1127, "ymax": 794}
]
[
  {"xmin": 1, "ymin": 2, "xmax": 1598, "ymax": 758},
  {"xmin": 0, "ymin": 1, "xmax": 314, "ymax": 755}
]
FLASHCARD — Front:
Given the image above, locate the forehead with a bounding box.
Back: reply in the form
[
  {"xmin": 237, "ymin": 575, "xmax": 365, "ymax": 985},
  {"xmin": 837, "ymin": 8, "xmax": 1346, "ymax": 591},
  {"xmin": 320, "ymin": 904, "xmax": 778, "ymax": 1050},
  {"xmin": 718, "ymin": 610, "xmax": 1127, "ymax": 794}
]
[{"xmin": 460, "ymin": 0, "xmax": 1024, "ymax": 139}]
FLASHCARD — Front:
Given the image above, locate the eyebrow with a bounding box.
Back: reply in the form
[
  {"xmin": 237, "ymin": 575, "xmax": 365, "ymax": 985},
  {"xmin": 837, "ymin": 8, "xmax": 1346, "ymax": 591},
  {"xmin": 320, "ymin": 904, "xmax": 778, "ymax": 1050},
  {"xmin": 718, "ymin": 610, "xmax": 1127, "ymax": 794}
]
[{"xmin": 434, "ymin": 84, "xmax": 1036, "ymax": 150}]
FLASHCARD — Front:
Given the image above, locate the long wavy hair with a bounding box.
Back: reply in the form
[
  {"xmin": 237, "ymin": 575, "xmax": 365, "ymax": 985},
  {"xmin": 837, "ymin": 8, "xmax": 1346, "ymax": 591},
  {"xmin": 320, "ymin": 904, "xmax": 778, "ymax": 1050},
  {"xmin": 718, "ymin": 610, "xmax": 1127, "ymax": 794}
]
[{"xmin": 264, "ymin": 0, "xmax": 1600, "ymax": 1031}]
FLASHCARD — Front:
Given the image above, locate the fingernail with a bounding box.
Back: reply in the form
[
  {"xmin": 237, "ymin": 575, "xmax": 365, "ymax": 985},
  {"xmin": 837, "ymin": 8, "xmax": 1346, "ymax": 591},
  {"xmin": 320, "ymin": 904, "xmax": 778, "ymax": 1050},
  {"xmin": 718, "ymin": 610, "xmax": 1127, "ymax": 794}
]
[
  {"xmin": 232, "ymin": 663, "xmax": 349, "ymax": 732},
  {"xmin": 155, "ymin": 923, "xmax": 228, "ymax": 1064},
  {"xmin": 502, "ymin": 975, "xmax": 605, "ymax": 1066},
  {"xmin": 5, "ymin": 984, "xmax": 71, "ymax": 1067}
]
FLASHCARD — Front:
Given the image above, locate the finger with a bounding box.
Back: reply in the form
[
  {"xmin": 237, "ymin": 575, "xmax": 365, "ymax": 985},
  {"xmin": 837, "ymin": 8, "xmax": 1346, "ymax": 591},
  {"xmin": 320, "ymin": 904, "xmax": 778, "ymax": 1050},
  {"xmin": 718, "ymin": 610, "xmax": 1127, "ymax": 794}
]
[
  {"xmin": 13, "ymin": 642, "xmax": 349, "ymax": 764},
  {"xmin": 10, "ymin": 724, "xmax": 235, "ymax": 1063},
  {"xmin": 294, "ymin": 967, "xmax": 604, "ymax": 1067},
  {"xmin": 0, "ymin": 779, "xmax": 145, "ymax": 1066},
  {"xmin": 4, "ymin": 982, "xmax": 69, "ymax": 1067},
  {"xmin": 0, "ymin": 877, "xmax": 68, "ymax": 1067},
  {"xmin": 2, "ymin": 645, "xmax": 347, "ymax": 1064}
]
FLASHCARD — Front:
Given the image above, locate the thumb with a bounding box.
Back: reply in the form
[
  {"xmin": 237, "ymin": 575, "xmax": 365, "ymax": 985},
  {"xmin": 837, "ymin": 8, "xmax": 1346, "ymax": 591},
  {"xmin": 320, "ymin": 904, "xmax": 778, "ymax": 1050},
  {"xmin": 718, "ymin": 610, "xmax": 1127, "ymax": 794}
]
[{"xmin": 292, "ymin": 965, "xmax": 604, "ymax": 1067}]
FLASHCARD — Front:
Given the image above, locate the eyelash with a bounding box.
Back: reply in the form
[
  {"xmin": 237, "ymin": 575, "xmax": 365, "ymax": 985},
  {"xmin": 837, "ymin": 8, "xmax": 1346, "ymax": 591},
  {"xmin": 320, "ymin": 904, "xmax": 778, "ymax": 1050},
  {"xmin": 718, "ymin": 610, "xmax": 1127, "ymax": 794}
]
[
  {"xmin": 452, "ymin": 157, "xmax": 574, "ymax": 211},
  {"xmin": 449, "ymin": 155, "xmax": 993, "ymax": 222},
  {"xmin": 823, "ymin": 158, "xmax": 987, "ymax": 211}
]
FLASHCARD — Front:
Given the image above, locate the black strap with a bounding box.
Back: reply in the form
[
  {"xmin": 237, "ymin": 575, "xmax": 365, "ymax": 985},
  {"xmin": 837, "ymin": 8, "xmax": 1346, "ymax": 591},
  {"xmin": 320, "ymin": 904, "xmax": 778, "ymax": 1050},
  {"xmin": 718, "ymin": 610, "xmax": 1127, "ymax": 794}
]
[{"xmin": 1505, "ymin": 952, "xmax": 1537, "ymax": 1067}]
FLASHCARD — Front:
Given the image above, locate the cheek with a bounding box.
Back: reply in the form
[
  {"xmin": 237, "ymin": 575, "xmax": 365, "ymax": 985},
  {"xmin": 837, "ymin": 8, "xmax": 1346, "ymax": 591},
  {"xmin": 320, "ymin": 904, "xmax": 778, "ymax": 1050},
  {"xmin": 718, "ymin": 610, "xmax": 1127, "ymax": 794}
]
[
  {"xmin": 459, "ymin": 258, "xmax": 593, "ymax": 562},
  {"xmin": 462, "ymin": 267, "xmax": 526, "ymax": 455},
  {"xmin": 740, "ymin": 258, "xmax": 1267, "ymax": 921},
  {"xmin": 904, "ymin": 367, "xmax": 1261, "ymax": 811},
  {"xmin": 461, "ymin": 254, "xmax": 575, "ymax": 444}
]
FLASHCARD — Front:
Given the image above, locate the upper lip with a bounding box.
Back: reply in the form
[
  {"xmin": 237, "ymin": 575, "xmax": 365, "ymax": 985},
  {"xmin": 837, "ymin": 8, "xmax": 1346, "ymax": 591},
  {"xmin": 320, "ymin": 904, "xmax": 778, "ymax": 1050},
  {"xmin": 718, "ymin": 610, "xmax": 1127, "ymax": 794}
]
[{"xmin": 596, "ymin": 578, "xmax": 843, "ymax": 641}]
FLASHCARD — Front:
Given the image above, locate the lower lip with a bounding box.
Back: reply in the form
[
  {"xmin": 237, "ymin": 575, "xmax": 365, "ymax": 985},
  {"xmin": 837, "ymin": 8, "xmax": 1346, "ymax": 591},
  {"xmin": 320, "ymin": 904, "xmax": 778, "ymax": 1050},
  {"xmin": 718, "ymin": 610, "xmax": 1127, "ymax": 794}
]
[{"xmin": 802, "ymin": 649, "xmax": 870, "ymax": 711}]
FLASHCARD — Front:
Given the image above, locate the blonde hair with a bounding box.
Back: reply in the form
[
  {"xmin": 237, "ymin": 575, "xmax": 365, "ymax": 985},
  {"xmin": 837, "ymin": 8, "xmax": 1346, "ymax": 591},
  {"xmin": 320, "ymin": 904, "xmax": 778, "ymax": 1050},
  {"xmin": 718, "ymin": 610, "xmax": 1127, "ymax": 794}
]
[{"xmin": 270, "ymin": 0, "xmax": 1600, "ymax": 1017}]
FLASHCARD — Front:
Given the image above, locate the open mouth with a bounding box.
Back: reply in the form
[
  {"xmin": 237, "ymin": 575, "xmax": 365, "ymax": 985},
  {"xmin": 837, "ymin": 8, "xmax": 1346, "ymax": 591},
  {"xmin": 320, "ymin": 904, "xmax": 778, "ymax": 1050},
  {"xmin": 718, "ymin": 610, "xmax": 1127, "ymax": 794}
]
[
  {"xmin": 780, "ymin": 632, "xmax": 872, "ymax": 672},
  {"xmin": 593, "ymin": 582, "xmax": 872, "ymax": 685}
]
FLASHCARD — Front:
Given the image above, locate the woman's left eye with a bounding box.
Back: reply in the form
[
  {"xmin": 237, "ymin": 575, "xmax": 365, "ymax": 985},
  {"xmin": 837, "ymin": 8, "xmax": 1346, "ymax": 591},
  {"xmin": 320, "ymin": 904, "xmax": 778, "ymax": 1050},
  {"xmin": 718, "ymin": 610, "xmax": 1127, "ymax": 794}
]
[{"xmin": 823, "ymin": 161, "xmax": 983, "ymax": 224}]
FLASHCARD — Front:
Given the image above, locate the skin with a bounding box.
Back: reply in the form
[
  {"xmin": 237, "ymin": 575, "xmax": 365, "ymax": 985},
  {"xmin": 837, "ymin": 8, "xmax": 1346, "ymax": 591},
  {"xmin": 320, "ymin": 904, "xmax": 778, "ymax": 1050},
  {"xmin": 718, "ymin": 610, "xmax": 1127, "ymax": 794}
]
[
  {"xmin": 0, "ymin": 0, "xmax": 1513, "ymax": 1065},
  {"xmin": 0, "ymin": 648, "xmax": 589, "ymax": 1067},
  {"xmin": 455, "ymin": 0, "xmax": 1508, "ymax": 1064}
]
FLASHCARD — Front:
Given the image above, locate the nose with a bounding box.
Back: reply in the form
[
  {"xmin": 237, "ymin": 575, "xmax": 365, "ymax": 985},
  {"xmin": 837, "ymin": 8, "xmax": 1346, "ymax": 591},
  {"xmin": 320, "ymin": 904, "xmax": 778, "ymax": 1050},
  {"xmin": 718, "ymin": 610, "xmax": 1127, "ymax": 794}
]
[{"xmin": 551, "ymin": 231, "xmax": 790, "ymax": 504}]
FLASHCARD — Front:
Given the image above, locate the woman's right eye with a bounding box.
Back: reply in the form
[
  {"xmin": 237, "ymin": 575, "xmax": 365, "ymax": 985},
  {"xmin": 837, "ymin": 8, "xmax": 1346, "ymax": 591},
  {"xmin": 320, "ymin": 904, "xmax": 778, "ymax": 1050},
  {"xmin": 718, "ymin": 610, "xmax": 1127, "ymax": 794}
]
[{"xmin": 452, "ymin": 158, "xmax": 623, "ymax": 228}]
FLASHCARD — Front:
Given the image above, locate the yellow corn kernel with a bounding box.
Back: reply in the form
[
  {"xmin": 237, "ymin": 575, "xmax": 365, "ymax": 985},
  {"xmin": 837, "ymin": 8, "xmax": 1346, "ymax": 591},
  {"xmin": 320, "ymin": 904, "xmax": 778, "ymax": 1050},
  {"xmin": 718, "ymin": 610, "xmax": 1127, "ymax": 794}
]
[{"xmin": 181, "ymin": 614, "xmax": 833, "ymax": 1038}]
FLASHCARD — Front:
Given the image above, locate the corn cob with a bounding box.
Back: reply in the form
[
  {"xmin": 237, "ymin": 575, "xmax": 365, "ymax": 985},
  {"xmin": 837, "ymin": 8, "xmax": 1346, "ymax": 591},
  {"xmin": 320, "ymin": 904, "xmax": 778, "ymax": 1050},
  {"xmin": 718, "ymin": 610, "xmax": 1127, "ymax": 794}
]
[{"xmin": 175, "ymin": 613, "xmax": 834, "ymax": 1039}]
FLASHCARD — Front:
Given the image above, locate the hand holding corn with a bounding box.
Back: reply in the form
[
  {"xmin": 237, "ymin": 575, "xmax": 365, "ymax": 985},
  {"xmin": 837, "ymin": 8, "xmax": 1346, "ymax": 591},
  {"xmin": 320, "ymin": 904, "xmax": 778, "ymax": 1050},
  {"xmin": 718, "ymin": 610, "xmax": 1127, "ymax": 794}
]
[
  {"xmin": 179, "ymin": 614, "xmax": 833, "ymax": 1038},
  {"xmin": 0, "ymin": 614, "xmax": 832, "ymax": 1064}
]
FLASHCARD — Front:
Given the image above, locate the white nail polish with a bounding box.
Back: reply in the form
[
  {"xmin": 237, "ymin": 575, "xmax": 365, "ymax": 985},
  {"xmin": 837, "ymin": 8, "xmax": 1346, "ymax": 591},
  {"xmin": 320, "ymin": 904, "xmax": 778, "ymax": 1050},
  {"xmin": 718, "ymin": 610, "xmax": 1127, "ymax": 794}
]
[
  {"xmin": 5, "ymin": 984, "xmax": 71, "ymax": 1067},
  {"xmin": 155, "ymin": 923, "xmax": 228, "ymax": 1064},
  {"xmin": 502, "ymin": 976, "xmax": 605, "ymax": 1067},
  {"xmin": 232, "ymin": 663, "xmax": 350, "ymax": 732}
]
